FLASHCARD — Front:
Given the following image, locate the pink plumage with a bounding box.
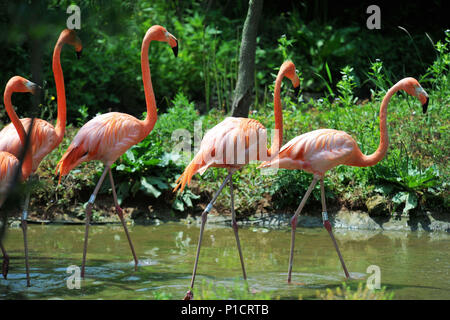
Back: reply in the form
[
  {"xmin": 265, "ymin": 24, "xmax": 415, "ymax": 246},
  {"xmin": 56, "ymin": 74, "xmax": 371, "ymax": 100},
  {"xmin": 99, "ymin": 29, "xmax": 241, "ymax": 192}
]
[
  {"xmin": 0, "ymin": 119, "xmax": 57, "ymax": 172},
  {"xmin": 174, "ymin": 117, "xmax": 268, "ymax": 192},
  {"xmin": 259, "ymin": 129, "xmax": 356, "ymax": 175},
  {"xmin": 56, "ymin": 112, "xmax": 146, "ymax": 179}
]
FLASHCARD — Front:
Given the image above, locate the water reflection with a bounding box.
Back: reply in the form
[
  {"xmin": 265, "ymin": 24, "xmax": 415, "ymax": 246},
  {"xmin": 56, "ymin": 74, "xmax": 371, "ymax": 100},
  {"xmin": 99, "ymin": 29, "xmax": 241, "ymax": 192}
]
[{"xmin": 0, "ymin": 222, "xmax": 449, "ymax": 299}]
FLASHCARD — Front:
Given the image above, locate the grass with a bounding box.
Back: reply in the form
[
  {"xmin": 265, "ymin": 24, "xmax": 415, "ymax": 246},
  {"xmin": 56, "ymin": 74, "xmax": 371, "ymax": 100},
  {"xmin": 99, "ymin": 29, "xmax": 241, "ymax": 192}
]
[{"xmin": 150, "ymin": 280, "xmax": 394, "ymax": 300}]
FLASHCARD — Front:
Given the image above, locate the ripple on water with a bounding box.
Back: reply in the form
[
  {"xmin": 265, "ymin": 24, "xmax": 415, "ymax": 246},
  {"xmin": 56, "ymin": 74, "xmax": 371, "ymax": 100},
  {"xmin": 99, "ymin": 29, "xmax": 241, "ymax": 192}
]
[
  {"xmin": 136, "ymin": 259, "xmax": 158, "ymax": 267},
  {"xmin": 124, "ymin": 276, "xmax": 141, "ymax": 281}
]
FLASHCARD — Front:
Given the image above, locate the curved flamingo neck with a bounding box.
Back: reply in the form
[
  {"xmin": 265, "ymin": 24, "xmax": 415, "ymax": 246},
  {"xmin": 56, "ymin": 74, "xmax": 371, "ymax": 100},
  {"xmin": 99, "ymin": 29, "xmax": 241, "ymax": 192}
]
[
  {"xmin": 53, "ymin": 42, "xmax": 67, "ymax": 145},
  {"xmin": 269, "ymin": 72, "xmax": 285, "ymax": 156},
  {"xmin": 354, "ymin": 83, "xmax": 401, "ymax": 167},
  {"xmin": 140, "ymin": 36, "xmax": 158, "ymax": 139},
  {"xmin": 4, "ymin": 85, "xmax": 32, "ymax": 179}
]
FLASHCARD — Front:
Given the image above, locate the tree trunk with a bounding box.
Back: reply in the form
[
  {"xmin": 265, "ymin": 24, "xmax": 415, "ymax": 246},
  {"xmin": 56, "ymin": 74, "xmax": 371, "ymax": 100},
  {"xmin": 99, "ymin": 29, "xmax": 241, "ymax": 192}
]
[{"xmin": 231, "ymin": 0, "xmax": 263, "ymax": 118}]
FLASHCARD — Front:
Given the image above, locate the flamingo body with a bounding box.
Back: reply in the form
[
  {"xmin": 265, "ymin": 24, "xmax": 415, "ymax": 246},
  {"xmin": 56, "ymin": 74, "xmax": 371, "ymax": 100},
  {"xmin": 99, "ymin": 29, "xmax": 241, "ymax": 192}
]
[
  {"xmin": 56, "ymin": 112, "xmax": 146, "ymax": 176},
  {"xmin": 260, "ymin": 78, "xmax": 429, "ymax": 176},
  {"xmin": 174, "ymin": 117, "xmax": 267, "ymax": 192},
  {"xmin": 259, "ymin": 129, "xmax": 356, "ymax": 176},
  {"xmin": 0, "ymin": 118, "xmax": 57, "ymax": 172},
  {"xmin": 174, "ymin": 61, "xmax": 300, "ymax": 195}
]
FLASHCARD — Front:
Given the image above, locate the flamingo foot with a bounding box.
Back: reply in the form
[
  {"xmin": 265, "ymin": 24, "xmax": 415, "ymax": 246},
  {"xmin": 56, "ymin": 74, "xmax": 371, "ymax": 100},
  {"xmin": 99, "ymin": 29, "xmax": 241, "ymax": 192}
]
[
  {"xmin": 2, "ymin": 256, "xmax": 9, "ymax": 280},
  {"xmin": 183, "ymin": 290, "xmax": 193, "ymax": 300}
]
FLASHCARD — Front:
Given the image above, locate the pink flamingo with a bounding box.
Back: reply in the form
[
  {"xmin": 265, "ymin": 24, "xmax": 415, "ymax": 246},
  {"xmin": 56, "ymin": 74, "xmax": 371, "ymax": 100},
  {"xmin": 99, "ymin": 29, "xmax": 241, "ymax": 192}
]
[
  {"xmin": 174, "ymin": 61, "xmax": 300, "ymax": 300},
  {"xmin": 0, "ymin": 29, "xmax": 82, "ymax": 285},
  {"xmin": 55, "ymin": 25, "xmax": 178, "ymax": 278},
  {"xmin": 259, "ymin": 77, "xmax": 429, "ymax": 282},
  {"xmin": 0, "ymin": 76, "xmax": 38, "ymax": 286}
]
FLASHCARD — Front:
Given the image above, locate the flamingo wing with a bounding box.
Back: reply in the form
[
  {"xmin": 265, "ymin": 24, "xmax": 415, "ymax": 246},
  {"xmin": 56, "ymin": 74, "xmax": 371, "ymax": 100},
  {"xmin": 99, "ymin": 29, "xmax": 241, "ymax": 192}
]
[{"xmin": 56, "ymin": 112, "xmax": 144, "ymax": 178}]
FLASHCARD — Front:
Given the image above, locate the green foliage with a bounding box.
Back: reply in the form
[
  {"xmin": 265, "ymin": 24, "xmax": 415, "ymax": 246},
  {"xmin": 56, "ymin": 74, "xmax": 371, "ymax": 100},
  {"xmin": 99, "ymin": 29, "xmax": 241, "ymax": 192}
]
[
  {"xmin": 277, "ymin": 34, "xmax": 296, "ymax": 61},
  {"xmin": 336, "ymin": 66, "xmax": 358, "ymax": 106},
  {"xmin": 269, "ymin": 170, "xmax": 322, "ymax": 210},
  {"xmin": 366, "ymin": 60, "xmax": 393, "ymax": 96},
  {"xmin": 316, "ymin": 282, "xmax": 394, "ymax": 300},
  {"xmin": 296, "ymin": 23, "xmax": 360, "ymax": 91}
]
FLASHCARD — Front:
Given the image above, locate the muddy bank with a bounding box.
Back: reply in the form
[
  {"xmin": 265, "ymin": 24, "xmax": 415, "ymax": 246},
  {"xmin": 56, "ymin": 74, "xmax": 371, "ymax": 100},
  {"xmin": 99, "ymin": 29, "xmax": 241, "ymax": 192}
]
[
  {"xmin": 176, "ymin": 208, "xmax": 450, "ymax": 233},
  {"xmin": 12, "ymin": 202, "xmax": 450, "ymax": 233}
]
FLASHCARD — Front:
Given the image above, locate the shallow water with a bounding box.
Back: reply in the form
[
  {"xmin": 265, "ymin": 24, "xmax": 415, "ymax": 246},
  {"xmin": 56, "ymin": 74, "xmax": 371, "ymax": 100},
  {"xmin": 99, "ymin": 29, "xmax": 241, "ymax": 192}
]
[{"xmin": 0, "ymin": 222, "xmax": 449, "ymax": 300}]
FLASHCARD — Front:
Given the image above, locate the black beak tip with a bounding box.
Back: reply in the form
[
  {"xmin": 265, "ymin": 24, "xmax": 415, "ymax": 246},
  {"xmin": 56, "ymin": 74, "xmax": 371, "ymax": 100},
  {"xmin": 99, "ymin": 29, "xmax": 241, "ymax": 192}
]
[
  {"xmin": 76, "ymin": 50, "xmax": 82, "ymax": 60},
  {"xmin": 422, "ymin": 97, "xmax": 429, "ymax": 114},
  {"xmin": 294, "ymin": 86, "xmax": 300, "ymax": 97},
  {"xmin": 172, "ymin": 40, "xmax": 178, "ymax": 58}
]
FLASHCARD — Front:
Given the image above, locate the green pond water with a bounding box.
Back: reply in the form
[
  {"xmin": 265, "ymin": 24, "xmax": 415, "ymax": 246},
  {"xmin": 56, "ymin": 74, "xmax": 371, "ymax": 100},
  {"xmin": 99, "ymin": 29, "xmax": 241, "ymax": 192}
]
[{"xmin": 0, "ymin": 221, "xmax": 449, "ymax": 300}]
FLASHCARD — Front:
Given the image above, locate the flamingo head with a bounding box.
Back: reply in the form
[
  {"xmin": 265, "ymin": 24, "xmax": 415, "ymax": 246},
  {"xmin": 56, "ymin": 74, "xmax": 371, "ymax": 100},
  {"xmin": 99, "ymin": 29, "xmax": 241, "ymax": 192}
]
[
  {"xmin": 7, "ymin": 76, "xmax": 40, "ymax": 95},
  {"xmin": 401, "ymin": 77, "xmax": 429, "ymax": 114},
  {"xmin": 280, "ymin": 61, "xmax": 301, "ymax": 96},
  {"xmin": 146, "ymin": 25, "xmax": 178, "ymax": 57},
  {"xmin": 59, "ymin": 29, "xmax": 83, "ymax": 59}
]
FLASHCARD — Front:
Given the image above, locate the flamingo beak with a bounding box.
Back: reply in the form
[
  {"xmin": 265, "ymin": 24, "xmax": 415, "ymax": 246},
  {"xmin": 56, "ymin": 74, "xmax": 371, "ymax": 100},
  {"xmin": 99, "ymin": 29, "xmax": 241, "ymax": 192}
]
[
  {"xmin": 26, "ymin": 81, "xmax": 41, "ymax": 95},
  {"xmin": 172, "ymin": 39, "xmax": 178, "ymax": 58},
  {"xmin": 422, "ymin": 96, "xmax": 429, "ymax": 114},
  {"xmin": 294, "ymin": 86, "xmax": 300, "ymax": 97},
  {"xmin": 76, "ymin": 49, "xmax": 82, "ymax": 60}
]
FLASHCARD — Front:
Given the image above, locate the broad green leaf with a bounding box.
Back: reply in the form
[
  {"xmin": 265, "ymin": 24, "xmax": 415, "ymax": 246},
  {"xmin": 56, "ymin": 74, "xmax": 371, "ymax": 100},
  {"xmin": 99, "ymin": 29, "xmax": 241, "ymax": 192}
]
[
  {"xmin": 172, "ymin": 198, "xmax": 184, "ymax": 211},
  {"xmin": 374, "ymin": 184, "xmax": 394, "ymax": 195},
  {"xmin": 116, "ymin": 182, "xmax": 130, "ymax": 205},
  {"xmin": 145, "ymin": 176, "xmax": 169, "ymax": 190},
  {"xmin": 140, "ymin": 177, "xmax": 161, "ymax": 198},
  {"xmin": 125, "ymin": 149, "xmax": 135, "ymax": 162},
  {"xmin": 403, "ymin": 192, "xmax": 418, "ymax": 214}
]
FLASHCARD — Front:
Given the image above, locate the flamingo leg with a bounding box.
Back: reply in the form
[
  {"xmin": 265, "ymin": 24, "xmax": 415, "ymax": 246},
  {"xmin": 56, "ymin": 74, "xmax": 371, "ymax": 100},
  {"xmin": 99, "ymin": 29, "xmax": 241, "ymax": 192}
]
[
  {"xmin": 184, "ymin": 172, "xmax": 233, "ymax": 300},
  {"xmin": 81, "ymin": 165, "xmax": 110, "ymax": 278},
  {"xmin": 0, "ymin": 242, "xmax": 9, "ymax": 280},
  {"xmin": 229, "ymin": 175, "xmax": 247, "ymax": 280},
  {"xmin": 21, "ymin": 191, "xmax": 31, "ymax": 287},
  {"xmin": 287, "ymin": 176, "xmax": 319, "ymax": 283},
  {"xmin": 108, "ymin": 168, "xmax": 138, "ymax": 271},
  {"xmin": 320, "ymin": 178, "xmax": 350, "ymax": 279}
]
